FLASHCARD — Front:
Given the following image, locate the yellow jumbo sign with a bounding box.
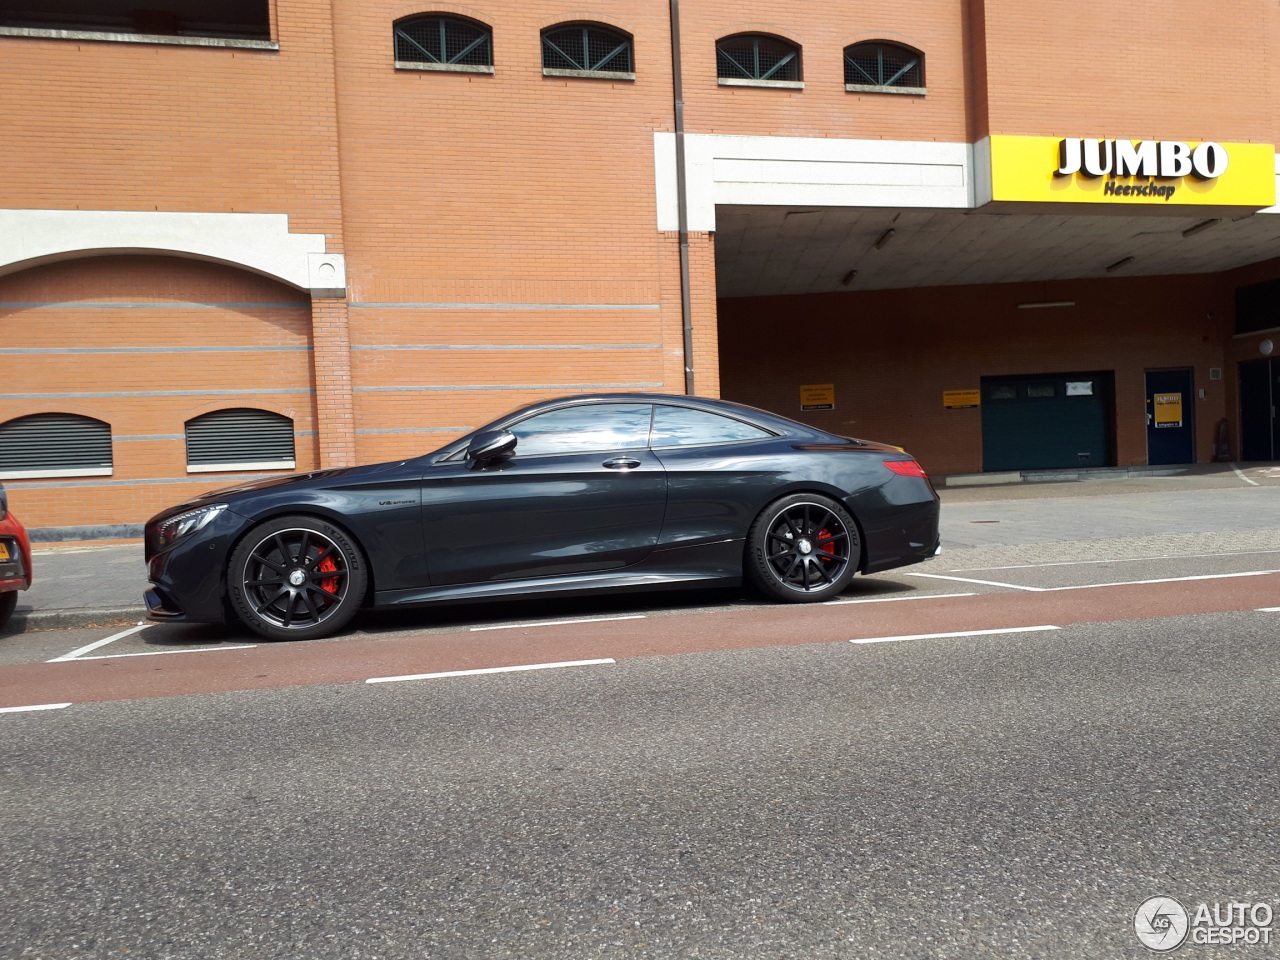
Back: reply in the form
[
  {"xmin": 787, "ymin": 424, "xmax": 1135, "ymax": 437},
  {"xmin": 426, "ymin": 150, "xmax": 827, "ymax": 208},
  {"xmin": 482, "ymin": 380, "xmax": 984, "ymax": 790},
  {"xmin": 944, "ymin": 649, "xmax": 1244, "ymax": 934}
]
[{"xmin": 989, "ymin": 135, "xmax": 1276, "ymax": 208}]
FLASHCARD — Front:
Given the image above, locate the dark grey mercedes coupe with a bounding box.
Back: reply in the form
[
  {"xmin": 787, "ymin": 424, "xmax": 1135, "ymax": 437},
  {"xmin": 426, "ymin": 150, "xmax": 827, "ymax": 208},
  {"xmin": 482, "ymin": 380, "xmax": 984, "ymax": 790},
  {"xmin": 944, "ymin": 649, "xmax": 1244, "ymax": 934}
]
[{"xmin": 144, "ymin": 394, "xmax": 940, "ymax": 640}]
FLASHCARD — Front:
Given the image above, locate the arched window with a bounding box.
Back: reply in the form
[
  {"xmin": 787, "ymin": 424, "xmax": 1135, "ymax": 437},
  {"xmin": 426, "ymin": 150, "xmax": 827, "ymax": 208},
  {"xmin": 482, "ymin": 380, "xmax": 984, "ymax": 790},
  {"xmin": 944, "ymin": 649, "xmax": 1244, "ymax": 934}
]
[
  {"xmin": 185, "ymin": 409, "xmax": 295, "ymax": 473},
  {"xmin": 843, "ymin": 41, "xmax": 924, "ymax": 92},
  {"xmin": 394, "ymin": 14, "xmax": 494, "ymax": 72},
  {"xmin": 541, "ymin": 23, "xmax": 634, "ymax": 78},
  {"xmin": 716, "ymin": 34, "xmax": 802, "ymax": 85},
  {"xmin": 0, "ymin": 413, "xmax": 113, "ymax": 479}
]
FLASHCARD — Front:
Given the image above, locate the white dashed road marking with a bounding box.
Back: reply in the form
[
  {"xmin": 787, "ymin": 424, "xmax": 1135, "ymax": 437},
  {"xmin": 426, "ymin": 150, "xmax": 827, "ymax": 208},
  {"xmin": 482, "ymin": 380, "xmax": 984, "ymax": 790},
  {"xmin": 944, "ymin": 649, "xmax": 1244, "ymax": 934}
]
[
  {"xmin": 470, "ymin": 614, "xmax": 646, "ymax": 632},
  {"xmin": 851, "ymin": 625, "xmax": 1061, "ymax": 645},
  {"xmin": 0, "ymin": 702, "xmax": 72, "ymax": 714},
  {"xmin": 367, "ymin": 658, "xmax": 617, "ymax": 684}
]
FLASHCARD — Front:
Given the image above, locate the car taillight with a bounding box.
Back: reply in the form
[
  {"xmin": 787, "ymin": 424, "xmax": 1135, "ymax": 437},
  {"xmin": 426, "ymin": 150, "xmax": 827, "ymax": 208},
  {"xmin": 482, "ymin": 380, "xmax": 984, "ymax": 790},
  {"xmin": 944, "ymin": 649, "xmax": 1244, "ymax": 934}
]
[{"xmin": 883, "ymin": 459, "xmax": 928, "ymax": 478}]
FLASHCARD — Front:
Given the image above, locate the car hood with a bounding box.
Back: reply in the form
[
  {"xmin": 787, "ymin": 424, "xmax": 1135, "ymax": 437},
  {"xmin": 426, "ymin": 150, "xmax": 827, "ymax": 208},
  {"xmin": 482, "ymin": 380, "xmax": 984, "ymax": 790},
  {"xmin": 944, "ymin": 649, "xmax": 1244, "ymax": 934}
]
[{"xmin": 164, "ymin": 460, "xmax": 413, "ymax": 513}]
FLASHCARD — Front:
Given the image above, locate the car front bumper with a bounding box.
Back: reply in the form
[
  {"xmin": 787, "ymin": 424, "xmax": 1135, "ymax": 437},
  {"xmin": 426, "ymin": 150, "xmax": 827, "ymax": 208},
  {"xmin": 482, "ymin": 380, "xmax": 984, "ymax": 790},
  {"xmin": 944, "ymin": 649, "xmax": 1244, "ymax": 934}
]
[{"xmin": 144, "ymin": 508, "xmax": 252, "ymax": 624}]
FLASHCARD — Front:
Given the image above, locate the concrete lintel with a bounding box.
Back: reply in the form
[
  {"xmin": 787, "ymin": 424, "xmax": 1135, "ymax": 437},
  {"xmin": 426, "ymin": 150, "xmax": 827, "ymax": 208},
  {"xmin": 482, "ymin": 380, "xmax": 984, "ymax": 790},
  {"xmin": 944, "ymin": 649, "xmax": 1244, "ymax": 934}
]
[{"xmin": 0, "ymin": 209, "xmax": 340, "ymax": 296}]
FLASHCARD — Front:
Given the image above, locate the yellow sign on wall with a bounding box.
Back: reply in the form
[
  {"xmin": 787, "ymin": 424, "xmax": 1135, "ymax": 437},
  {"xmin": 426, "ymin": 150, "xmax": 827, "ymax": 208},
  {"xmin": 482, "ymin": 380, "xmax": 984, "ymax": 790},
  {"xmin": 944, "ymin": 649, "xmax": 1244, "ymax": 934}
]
[
  {"xmin": 1154, "ymin": 392, "xmax": 1184, "ymax": 428},
  {"xmin": 989, "ymin": 135, "xmax": 1276, "ymax": 208},
  {"xmin": 800, "ymin": 383, "xmax": 835, "ymax": 411},
  {"xmin": 943, "ymin": 389, "xmax": 981, "ymax": 409}
]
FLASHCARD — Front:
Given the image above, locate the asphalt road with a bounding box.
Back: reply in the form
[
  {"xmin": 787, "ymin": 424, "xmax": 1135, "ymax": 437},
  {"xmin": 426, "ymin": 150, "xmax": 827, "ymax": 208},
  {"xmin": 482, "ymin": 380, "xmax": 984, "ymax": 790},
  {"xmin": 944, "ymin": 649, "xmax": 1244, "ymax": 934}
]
[
  {"xmin": 3, "ymin": 476, "xmax": 1279, "ymax": 958},
  {"xmin": 3, "ymin": 611, "xmax": 1278, "ymax": 959}
]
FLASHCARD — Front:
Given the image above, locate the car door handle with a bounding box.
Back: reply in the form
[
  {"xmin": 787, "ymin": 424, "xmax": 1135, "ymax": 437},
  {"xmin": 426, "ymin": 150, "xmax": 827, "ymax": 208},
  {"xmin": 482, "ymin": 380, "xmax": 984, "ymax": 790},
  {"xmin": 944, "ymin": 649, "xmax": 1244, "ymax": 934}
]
[{"xmin": 602, "ymin": 457, "xmax": 642, "ymax": 470}]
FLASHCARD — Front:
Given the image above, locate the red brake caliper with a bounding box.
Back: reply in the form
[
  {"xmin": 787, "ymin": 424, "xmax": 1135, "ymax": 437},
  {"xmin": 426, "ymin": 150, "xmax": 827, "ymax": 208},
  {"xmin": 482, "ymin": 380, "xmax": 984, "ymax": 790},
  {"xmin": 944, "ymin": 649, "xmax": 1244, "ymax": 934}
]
[
  {"xmin": 317, "ymin": 555, "xmax": 339, "ymax": 595},
  {"xmin": 816, "ymin": 528, "xmax": 836, "ymax": 556}
]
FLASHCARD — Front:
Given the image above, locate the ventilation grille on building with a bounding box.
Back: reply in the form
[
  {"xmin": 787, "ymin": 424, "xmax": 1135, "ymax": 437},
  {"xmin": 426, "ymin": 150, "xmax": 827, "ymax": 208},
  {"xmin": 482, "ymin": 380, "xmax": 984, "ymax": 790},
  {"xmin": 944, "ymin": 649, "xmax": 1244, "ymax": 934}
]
[
  {"xmin": 186, "ymin": 408, "xmax": 295, "ymax": 472},
  {"xmin": 0, "ymin": 413, "xmax": 113, "ymax": 478},
  {"xmin": 844, "ymin": 42, "xmax": 923, "ymax": 89},
  {"xmin": 716, "ymin": 34, "xmax": 801, "ymax": 82},
  {"xmin": 395, "ymin": 16, "xmax": 492, "ymax": 67},
  {"xmin": 541, "ymin": 24, "xmax": 633, "ymax": 74}
]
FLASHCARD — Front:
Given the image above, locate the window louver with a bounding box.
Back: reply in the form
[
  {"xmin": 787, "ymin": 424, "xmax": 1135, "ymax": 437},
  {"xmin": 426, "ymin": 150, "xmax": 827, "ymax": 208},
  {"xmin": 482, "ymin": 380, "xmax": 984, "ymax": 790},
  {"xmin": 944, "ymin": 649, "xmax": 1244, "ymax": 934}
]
[
  {"xmin": 716, "ymin": 34, "xmax": 801, "ymax": 82},
  {"xmin": 186, "ymin": 408, "xmax": 294, "ymax": 472},
  {"xmin": 395, "ymin": 15, "xmax": 493, "ymax": 67},
  {"xmin": 541, "ymin": 24, "xmax": 633, "ymax": 75},
  {"xmin": 0, "ymin": 413, "xmax": 113, "ymax": 478},
  {"xmin": 844, "ymin": 42, "xmax": 923, "ymax": 89}
]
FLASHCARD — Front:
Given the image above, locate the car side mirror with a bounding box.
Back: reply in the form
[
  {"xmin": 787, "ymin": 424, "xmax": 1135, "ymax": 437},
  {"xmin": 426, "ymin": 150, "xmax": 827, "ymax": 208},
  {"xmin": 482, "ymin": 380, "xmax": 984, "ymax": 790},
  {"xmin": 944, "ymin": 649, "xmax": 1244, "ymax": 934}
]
[{"xmin": 465, "ymin": 429, "xmax": 517, "ymax": 466}]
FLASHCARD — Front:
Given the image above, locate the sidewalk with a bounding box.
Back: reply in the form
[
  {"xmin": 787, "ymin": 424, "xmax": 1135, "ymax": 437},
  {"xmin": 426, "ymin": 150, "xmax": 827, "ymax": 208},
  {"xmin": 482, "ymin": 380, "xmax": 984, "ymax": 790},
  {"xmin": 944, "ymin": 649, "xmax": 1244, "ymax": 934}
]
[{"xmin": 5, "ymin": 462, "xmax": 1278, "ymax": 634}]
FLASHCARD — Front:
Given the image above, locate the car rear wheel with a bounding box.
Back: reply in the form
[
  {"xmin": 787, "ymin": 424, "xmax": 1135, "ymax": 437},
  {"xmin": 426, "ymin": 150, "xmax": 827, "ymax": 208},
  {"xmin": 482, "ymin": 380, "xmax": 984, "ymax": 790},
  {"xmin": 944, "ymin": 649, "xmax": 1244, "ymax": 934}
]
[
  {"xmin": 746, "ymin": 494, "xmax": 859, "ymax": 602},
  {"xmin": 228, "ymin": 515, "xmax": 367, "ymax": 641}
]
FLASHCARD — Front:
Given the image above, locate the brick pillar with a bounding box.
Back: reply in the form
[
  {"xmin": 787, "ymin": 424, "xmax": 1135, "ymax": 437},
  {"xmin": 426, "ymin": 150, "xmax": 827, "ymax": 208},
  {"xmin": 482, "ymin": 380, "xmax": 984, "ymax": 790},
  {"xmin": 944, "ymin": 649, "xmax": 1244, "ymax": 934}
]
[
  {"xmin": 310, "ymin": 297, "xmax": 356, "ymax": 467},
  {"xmin": 688, "ymin": 231, "xmax": 721, "ymax": 398}
]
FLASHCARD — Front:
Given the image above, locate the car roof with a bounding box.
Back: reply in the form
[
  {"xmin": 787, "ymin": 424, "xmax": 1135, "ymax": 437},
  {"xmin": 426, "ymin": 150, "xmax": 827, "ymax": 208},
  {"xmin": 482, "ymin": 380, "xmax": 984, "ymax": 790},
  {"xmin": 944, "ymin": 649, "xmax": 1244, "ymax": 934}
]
[{"xmin": 494, "ymin": 392, "xmax": 822, "ymax": 433}]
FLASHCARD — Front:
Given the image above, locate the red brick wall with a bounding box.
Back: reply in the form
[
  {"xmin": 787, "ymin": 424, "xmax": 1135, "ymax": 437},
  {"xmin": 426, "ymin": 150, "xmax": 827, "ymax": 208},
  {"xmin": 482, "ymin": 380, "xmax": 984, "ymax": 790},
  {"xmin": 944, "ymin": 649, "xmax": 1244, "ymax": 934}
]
[
  {"xmin": 977, "ymin": 1, "xmax": 1277, "ymax": 142},
  {"xmin": 679, "ymin": 0, "xmax": 970, "ymax": 142},
  {"xmin": 0, "ymin": 257, "xmax": 316, "ymax": 528},
  {"xmin": 330, "ymin": 1, "xmax": 693, "ymax": 463},
  {"xmin": 719, "ymin": 273, "xmax": 1235, "ymax": 475},
  {"xmin": 0, "ymin": 1, "xmax": 345, "ymax": 241}
]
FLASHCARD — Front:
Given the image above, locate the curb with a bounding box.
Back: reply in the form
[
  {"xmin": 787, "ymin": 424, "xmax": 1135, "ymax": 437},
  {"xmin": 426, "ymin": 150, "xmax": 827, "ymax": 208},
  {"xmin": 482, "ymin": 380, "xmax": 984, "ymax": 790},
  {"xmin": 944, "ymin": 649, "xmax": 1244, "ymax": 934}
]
[{"xmin": 7, "ymin": 606, "xmax": 149, "ymax": 634}]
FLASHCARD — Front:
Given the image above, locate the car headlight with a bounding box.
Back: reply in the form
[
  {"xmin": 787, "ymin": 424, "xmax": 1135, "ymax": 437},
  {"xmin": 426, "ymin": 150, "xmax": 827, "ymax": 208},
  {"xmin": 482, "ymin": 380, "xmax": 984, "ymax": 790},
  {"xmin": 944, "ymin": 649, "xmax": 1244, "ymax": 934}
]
[{"xmin": 156, "ymin": 503, "xmax": 227, "ymax": 549}]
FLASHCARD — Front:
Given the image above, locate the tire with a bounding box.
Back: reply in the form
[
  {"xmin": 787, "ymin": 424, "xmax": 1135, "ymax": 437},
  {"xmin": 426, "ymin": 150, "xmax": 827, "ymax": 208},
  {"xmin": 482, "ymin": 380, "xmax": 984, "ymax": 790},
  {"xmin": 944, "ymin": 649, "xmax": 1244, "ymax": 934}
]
[
  {"xmin": 745, "ymin": 494, "xmax": 860, "ymax": 603},
  {"xmin": 227, "ymin": 515, "xmax": 368, "ymax": 641},
  {"xmin": 0, "ymin": 590, "xmax": 17, "ymax": 633}
]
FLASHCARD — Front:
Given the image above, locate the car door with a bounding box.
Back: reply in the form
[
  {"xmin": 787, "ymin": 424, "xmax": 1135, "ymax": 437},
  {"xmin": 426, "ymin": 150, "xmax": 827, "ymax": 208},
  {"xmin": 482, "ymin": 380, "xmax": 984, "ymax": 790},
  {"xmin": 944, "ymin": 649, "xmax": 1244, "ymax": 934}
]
[
  {"xmin": 647, "ymin": 403, "xmax": 784, "ymax": 546},
  {"xmin": 419, "ymin": 402, "xmax": 667, "ymax": 585}
]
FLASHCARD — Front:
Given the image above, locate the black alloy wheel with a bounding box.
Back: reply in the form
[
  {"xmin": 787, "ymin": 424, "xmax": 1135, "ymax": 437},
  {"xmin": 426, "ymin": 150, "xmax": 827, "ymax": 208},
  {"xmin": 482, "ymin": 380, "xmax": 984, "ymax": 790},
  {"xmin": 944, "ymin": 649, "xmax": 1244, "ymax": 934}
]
[
  {"xmin": 228, "ymin": 515, "xmax": 367, "ymax": 641},
  {"xmin": 746, "ymin": 494, "xmax": 860, "ymax": 602}
]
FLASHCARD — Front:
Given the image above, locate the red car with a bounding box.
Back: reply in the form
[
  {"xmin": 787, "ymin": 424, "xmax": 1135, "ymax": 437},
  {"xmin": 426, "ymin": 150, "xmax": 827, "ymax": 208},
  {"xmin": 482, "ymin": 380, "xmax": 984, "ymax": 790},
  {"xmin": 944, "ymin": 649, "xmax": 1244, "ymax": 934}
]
[{"xmin": 0, "ymin": 483, "xmax": 33, "ymax": 631}]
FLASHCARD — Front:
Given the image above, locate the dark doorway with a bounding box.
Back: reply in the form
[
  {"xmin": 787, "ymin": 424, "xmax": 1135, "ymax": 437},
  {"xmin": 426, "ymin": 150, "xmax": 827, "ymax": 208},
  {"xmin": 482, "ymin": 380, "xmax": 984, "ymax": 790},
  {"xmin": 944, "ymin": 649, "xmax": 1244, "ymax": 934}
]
[
  {"xmin": 1145, "ymin": 368, "xmax": 1195, "ymax": 466},
  {"xmin": 1239, "ymin": 358, "xmax": 1279, "ymax": 461}
]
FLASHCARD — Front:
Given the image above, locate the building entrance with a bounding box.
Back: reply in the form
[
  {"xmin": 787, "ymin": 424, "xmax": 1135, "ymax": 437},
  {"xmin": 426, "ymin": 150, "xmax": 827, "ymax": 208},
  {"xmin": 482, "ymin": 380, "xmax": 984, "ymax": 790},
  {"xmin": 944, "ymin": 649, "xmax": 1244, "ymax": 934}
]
[
  {"xmin": 1144, "ymin": 368, "xmax": 1195, "ymax": 466},
  {"xmin": 1239, "ymin": 358, "xmax": 1280, "ymax": 461},
  {"xmin": 980, "ymin": 372, "xmax": 1114, "ymax": 472}
]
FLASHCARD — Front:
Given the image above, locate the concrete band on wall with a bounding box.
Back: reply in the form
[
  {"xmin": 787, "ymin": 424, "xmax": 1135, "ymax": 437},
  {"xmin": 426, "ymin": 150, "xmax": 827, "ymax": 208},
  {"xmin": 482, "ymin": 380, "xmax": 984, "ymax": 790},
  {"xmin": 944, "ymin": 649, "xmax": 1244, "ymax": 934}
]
[
  {"xmin": 0, "ymin": 209, "xmax": 346, "ymax": 298},
  {"xmin": 655, "ymin": 134, "xmax": 978, "ymax": 231},
  {"xmin": 653, "ymin": 134, "xmax": 1280, "ymax": 229}
]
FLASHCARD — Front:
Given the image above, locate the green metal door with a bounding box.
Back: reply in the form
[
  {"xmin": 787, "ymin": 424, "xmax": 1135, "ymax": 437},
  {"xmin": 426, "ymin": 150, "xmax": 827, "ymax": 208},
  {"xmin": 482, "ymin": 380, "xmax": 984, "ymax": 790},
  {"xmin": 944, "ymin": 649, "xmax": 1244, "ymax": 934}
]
[{"xmin": 981, "ymin": 372, "xmax": 1114, "ymax": 472}]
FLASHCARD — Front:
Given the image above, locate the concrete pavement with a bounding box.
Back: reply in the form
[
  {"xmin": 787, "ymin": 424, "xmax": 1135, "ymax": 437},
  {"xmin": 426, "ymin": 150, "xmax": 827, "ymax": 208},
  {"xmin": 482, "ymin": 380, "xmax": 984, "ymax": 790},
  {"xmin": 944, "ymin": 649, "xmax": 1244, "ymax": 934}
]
[{"xmin": 5, "ymin": 462, "xmax": 1278, "ymax": 634}]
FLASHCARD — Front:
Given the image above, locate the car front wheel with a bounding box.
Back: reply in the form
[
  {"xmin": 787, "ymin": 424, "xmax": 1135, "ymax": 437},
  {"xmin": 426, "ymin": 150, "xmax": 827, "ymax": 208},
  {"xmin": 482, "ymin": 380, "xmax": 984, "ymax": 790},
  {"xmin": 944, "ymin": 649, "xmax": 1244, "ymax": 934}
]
[
  {"xmin": 746, "ymin": 494, "xmax": 860, "ymax": 602},
  {"xmin": 228, "ymin": 515, "xmax": 367, "ymax": 641}
]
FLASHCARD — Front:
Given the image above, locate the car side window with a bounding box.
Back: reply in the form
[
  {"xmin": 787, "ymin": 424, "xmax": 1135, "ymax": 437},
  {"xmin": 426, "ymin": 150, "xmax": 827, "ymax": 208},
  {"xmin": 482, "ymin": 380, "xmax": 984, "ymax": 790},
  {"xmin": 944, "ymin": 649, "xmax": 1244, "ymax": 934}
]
[
  {"xmin": 509, "ymin": 403, "xmax": 653, "ymax": 457},
  {"xmin": 650, "ymin": 405, "xmax": 772, "ymax": 447}
]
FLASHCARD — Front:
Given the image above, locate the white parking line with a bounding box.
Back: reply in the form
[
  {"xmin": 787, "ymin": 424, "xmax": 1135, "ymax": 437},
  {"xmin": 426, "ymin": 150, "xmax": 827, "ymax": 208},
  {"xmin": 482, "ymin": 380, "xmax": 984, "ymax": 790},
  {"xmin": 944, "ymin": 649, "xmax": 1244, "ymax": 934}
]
[
  {"xmin": 907, "ymin": 568, "xmax": 1280, "ymax": 594},
  {"xmin": 367, "ymin": 658, "xmax": 616, "ymax": 684},
  {"xmin": 1232, "ymin": 463, "xmax": 1260, "ymax": 486},
  {"xmin": 905, "ymin": 573, "xmax": 1046, "ymax": 591},
  {"xmin": 951, "ymin": 549, "xmax": 1280, "ymax": 572},
  {"xmin": 1046, "ymin": 570, "xmax": 1280, "ymax": 592},
  {"xmin": 0, "ymin": 702, "xmax": 72, "ymax": 714},
  {"xmin": 1258, "ymin": 607, "xmax": 1280, "ymax": 612},
  {"xmin": 851, "ymin": 625, "xmax": 1061, "ymax": 645},
  {"xmin": 76, "ymin": 645, "xmax": 257, "ymax": 661},
  {"xmin": 470, "ymin": 614, "xmax": 645, "ymax": 632},
  {"xmin": 826, "ymin": 592, "xmax": 976, "ymax": 605},
  {"xmin": 48, "ymin": 623, "xmax": 151, "ymax": 662}
]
